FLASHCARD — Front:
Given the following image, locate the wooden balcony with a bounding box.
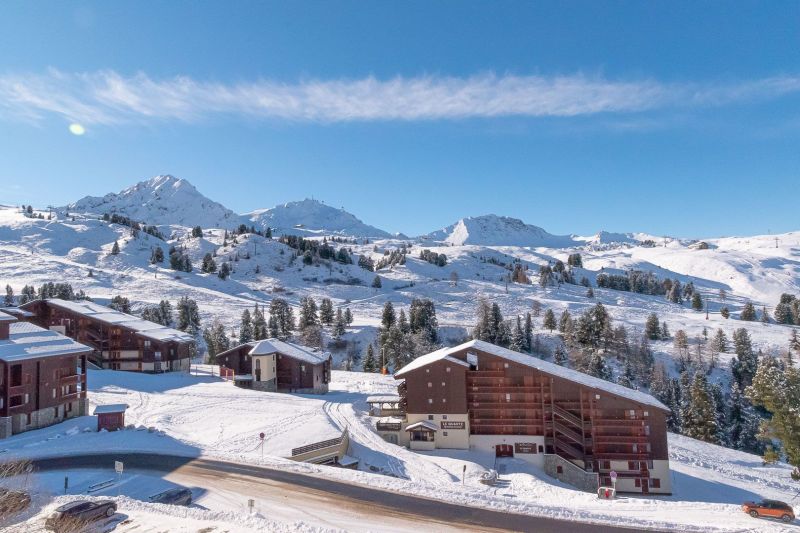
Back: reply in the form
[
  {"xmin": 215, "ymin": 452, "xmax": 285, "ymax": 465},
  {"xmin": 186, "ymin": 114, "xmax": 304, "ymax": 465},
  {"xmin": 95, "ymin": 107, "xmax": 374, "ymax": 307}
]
[
  {"xmin": 468, "ymin": 401, "xmax": 539, "ymax": 409},
  {"xmin": 59, "ymin": 374, "xmax": 83, "ymax": 385},
  {"xmin": 468, "ymin": 385, "xmax": 540, "ymax": 393},
  {"xmin": 468, "ymin": 370, "xmax": 505, "ymax": 377}
]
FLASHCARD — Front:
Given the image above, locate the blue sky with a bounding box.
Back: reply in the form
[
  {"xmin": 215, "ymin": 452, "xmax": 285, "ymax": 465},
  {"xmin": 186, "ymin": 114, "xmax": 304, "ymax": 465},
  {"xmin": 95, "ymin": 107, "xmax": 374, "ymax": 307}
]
[{"xmin": 1, "ymin": 1, "xmax": 799, "ymax": 237}]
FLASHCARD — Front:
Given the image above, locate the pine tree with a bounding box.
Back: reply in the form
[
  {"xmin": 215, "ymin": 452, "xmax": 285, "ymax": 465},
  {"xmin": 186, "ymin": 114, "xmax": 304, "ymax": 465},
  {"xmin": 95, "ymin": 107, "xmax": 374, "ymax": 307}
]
[
  {"xmin": 362, "ymin": 344, "xmax": 377, "ymax": 373},
  {"xmin": 218, "ymin": 262, "xmax": 230, "ymax": 279},
  {"xmin": 109, "ymin": 295, "xmax": 131, "ymax": 314},
  {"xmin": 691, "ymin": 292, "xmax": 703, "ymax": 311},
  {"xmin": 159, "ymin": 300, "xmax": 174, "ymax": 327},
  {"xmin": 150, "ymin": 246, "xmax": 164, "ymax": 264},
  {"xmin": 203, "ymin": 319, "xmax": 230, "ymax": 362},
  {"xmin": 201, "ymin": 253, "xmax": 217, "ymax": 273},
  {"xmin": 740, "ymin": 302, "xmax": 757, "ymax": 321},
  {"xmin": 371, "ymin": 275, "xmax": 382, "ymax": 288},
  {"xmin": 344, "ymin": 308, "xmax": 353, "ymax": 325},
  {"xmin": 510, "ymin": 316, "xmax": 525, "ymax": 352},
  {"xmin": 110, "ymin": 240, "xmax": 120, "ymax": 255},
  {"xmin": 645, "ymin": 313, "xmax": 660, "ymax": 340},
  {"xmin": 252, "ymin": 304, "xmax": 268, "ymax": 340},
  {"xmin": 543, "ymin": 309, "xmax": 556, "ymax": 331},
  {"xmin": 720, "ymin": 306, "xmax": 730, "ymax": 319},
  {"xmin": 747, "ymin": 356, "xmax": 800, "ymax": 466},
  {"xmin": 586, "ymin": 287, "xmax": 594, "ymax": 298},
  {"xmin": 333, "ymin": 309, "xmax": 346, "ymax": 340},
  {"xmin": 239, "ymin": 309, "xmax": 254, "ymax": 344},
  {"xmin": 319, "ymin": 298, "xmax": 335, "ymax": 325},
  {"xmin": 731, "ymin": 328, "xmax": 757, "ymax": 388},
  {"xmin": 682, "ymin": 373, "xmax": 720, "ymax": 444},
  {"xmin": 409, "ymin": 298, "xmax": 438, "ymax": 343},
  {"xmin": 553, "ymin": 344, "xmax": 567, "ymax": 366},
  {"xmin": 398, "ymin": 308, "xmax": 409, "ymax": 333},
  {"xmin": 587, "ymin": 352, "xmax": 611, "ymax": 380},
  {"xmin": 523, "ymin": 312, "xmax": 533, "ymax": 353},
  {"xmin": 298, "ymin": 296, "xmax": 319, "ymax": 328},
  {"xmin": 268, "ymin": 298, "xmax": 294, "ymax": 339},
  {"xmin": 617, "ymin": 360, "xmax": 635, "ymax": 388},
  {"xmin": 713, "ymin": 328, "xmax": 728, "ymax": 352},
  {"xmin": 760, "ymin": 306, "xmax": 769, "ymax": 323},
  {"xmin": 381, "ymin": 302, "xmax": 396, "ymax": 330},
  {"xmin": 558, "ymin": 309, "xmax": 571, "ymax": 333},
  {"xmin": 4, "ymin": 285, "xmax": 13, "ymax": 306},
  {"xmin": 177, "ymin": 296, "xmax": 201, "ymax": 335}
]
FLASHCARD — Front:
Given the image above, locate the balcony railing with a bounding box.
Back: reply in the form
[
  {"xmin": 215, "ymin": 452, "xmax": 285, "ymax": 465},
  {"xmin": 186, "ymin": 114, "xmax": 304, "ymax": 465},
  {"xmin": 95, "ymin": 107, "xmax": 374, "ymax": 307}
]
[{"xmin": 376, "ymin": 422, "xmax": 402, "ymax": 431}]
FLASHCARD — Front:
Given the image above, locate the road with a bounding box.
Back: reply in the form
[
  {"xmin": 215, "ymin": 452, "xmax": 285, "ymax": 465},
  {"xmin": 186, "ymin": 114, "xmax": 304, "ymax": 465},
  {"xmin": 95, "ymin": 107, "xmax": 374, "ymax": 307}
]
[{"xmin": 28, "ymin": 453, "xmax": 647, "ymax": 533}]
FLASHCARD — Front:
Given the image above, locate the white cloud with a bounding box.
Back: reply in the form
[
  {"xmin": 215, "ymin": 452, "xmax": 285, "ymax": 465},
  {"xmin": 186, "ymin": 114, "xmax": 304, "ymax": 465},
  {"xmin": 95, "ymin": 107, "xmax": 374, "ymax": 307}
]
[{"xmin": 0, "ymin": 69, "xmax": 798, "ymax": 125}]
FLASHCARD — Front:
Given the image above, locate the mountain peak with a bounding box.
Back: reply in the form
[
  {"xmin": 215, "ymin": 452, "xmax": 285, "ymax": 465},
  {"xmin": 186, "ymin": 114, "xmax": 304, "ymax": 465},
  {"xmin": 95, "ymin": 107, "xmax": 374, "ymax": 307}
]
[
  {"xmin": 425, "ymin": 214, "xmax": 578, "ymax": 247},
  {"xmin": 246, "ymin": 199, "xmax": 391, "ymax": 238},
  {"xmin": 66, "ymin": 175, "xmax": 241, "ymax": 228}
]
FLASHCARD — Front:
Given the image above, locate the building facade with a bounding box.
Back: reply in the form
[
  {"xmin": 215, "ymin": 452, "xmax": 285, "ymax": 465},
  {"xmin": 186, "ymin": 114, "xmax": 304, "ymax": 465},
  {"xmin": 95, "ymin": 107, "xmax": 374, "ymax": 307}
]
[
  {"xmin": 216, "ymin": 338, "xmax": 331, "ymax": 394},
  {"xmin": 0, "ymin": 311, "xmax": 91, "ymax": 439},
  {"xmin": 21, "ymin": 299, "xmax": 194, "ymax": 373},
  {"xmin": 387, "ymin": 340, "xmax": 671, "ymax": 495}
]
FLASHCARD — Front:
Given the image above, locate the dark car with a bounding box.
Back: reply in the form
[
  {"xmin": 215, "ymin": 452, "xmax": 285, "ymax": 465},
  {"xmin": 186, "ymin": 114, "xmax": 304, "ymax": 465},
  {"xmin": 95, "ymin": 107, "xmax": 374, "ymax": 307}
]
[
  {"xmin": 0, "ymin": 488, "xmax": 31, "ymax": 515},
  {"xmin": 149, "ymin": 487, "xmax": 192, "ymax": 506},
  {"xmin": 44, "ymin": 499, "xmax": 117, "ymax": 531},
  {"xmin": 742, "ymin": 499, "xmax": 795, "ymax": 523}
]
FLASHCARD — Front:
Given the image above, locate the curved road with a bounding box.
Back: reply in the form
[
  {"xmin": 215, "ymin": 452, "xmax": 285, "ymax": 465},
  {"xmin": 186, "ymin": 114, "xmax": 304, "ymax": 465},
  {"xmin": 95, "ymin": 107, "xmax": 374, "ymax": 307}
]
[{"xmin": 29, "ymin": 453, "xmax": 649, "ymax": 533}]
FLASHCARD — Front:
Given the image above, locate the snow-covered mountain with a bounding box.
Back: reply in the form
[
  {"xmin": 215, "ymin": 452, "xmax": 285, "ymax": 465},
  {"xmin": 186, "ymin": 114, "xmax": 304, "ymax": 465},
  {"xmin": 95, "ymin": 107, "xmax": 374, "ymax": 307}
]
[
  {"xmin": 66, "ymin": 175, "xmax": 243, "ymax": 229},
  {"xmin": 423, "ymin": 214, "xmax": 579, "ymax": 247},
  {"xmin": 246, "ymin": 198, "xmax": 393, "ymax": 239}
]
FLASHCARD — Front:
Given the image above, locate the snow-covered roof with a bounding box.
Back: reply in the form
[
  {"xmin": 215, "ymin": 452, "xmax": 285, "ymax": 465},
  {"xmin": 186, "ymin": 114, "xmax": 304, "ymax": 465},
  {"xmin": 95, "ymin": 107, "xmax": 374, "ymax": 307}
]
[
  {"xmin": 366, "ymin": 395, "xmax": 401, "ymax": 403},
  {"xmin": 405, "ymin": 421, "xmax": 438, "ymax": 432},
  {"xmin": 0, "ymin": 307, "xmax": 34, "ymax": 318},
  {"xmin": 0, "ymin": 310, "xmax": 15, "ymax": 322},
  {"xmin": 0, "ymin": 321, "xmax": 92, "ymax": 362},
  {"xmin": 94, "ymin": 403, "xmax": 128, "ymax": 414},
  {"xmin": 394, "ymin": 347, "xmax": 470, "ymax": 377},
  {"xmin": 248, "ymin": 338, "xmax": 329, "ymax": 365},
  {"xmin": 39, "ymin": 299, "xmax": 194, "ymax": 344},
  {"xmin": 377, "ymin": 416, "xmax": 405, "ymax": 424},
  {"xmin": 397, "ymin": 340, "xmax": 669, "ymax": 411}
]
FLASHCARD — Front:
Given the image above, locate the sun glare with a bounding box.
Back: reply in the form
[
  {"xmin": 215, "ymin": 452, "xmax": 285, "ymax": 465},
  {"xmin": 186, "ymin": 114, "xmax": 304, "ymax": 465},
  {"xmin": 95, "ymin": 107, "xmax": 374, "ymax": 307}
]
[{"xmin": 68, "ymin": 123, "xmax": 86, "ymax": 135}]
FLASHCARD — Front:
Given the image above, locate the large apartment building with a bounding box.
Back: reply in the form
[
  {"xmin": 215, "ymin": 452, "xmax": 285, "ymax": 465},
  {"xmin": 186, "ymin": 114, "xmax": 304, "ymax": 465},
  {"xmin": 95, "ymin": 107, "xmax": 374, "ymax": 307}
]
[
  {"xmin": 216, "ymin": 338, "xmax": 332, "ymax": 394},
  {"xmin": 20, "ymin": 299, "xmax": 194, "ymax": 372},
  {"xmin": 382, "ymin": 339, "xmax": 671, "ymax": 495},
  {"xmin": 0, "ymin": 310, "xmax": 91, "ymax": 439}
]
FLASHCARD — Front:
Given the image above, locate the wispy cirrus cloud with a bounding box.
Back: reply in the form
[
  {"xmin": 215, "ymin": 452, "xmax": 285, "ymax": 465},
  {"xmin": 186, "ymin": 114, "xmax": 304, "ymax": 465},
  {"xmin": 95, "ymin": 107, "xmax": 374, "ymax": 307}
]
[{"xmin": 0, "ymin": 69, "xmax": 798, "ymax": 126}]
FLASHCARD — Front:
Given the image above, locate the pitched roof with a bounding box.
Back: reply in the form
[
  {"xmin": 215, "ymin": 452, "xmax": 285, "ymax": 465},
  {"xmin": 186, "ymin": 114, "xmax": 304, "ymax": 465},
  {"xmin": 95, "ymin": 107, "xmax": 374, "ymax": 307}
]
[
  {"xmin": 405, "ymin": 420, "xmax": 438, "ymax": 432},
  {"xmin": 366, "ymin": 395, "xmax": 401, "ymax": 403},
  {"xmin": 37, "ymin": 299, "xmax": 194, "ymax": 343},
  {"xmin": 94, "ymin": 404, "xmax": 128, "ymax": 414},
  {"xmin": 396, "ymin": 339, "xmax": 669, "ymax": 411},
  {"xmin": 248, "ymin": 338, "xmax": 329, "ymax": 364},
  {"xmin": 393, "ymin": 347, "xmax": 470, "ymax": 377},
  {"xmin": 0, "ymin": 322, "xmax": 92, "ymax": 362},
  {"xmin": 0, "ymin": 311, "xmax": 16, "ymax": 322}
]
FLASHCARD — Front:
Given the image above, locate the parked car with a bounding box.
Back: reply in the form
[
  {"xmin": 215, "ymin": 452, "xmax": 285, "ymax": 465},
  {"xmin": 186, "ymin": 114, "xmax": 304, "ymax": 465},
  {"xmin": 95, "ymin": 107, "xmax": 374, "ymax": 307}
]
[
  {"xmin": 742, "ymin": 499, "xmax": 795, "ymax": 523},
  {"xmin": 0, "ymin": 488, "xmax": 31, "ymax": 515},
  {"xmin": 44, "ymin": 499, "xmax": 117, "ymax": 531},
  {"xmin": 149, "ymin": 487, "xmax": 193, "ymax": 506}
]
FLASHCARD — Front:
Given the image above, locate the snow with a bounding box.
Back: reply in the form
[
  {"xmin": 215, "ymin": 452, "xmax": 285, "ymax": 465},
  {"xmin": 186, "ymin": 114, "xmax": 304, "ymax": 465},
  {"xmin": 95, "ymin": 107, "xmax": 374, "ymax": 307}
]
[
  {"xmin": 0, "ymin": 321, "xmax": 90, "ymax": 362},
  {"xmin": 66, "ymin": 174, "xmax": 242, "ymax": 229},
  {"xmin": 0, "ymin": 370, "xmax": 796, "ymax": 532},
  {"xmin": 393, "ymin": 347, "xmax": 470, "ymax": 376},
  {"xmin": 424, "ymin": 214, "xmax": 579, "ymax": 247},
  {"xmin": 38, "ymin": 299, "xmax": 194, "ymax": 343},
  {"xmin": 248, "ymin": 338, "xmax": 330, "ymax": 364},
  {"xmin": 404, "ymin": 420, "xmax": 438, "ymax": 431},
  {"xmin": 246, "ymin": 198, "xmax": 393, "ymax": 238},
  {"xmin": 93, "ymin": 403, "xmax": 128, "ymax": 414}
]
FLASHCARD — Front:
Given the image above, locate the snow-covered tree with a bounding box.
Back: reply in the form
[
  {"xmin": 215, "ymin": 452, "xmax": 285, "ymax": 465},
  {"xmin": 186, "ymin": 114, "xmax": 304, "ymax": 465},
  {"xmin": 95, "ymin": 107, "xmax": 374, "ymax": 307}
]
[
  {"xmin": 543, "ymin": 309, "xmax": 556, "ymax": 331},
  {"xmin": 4, "ymin": 285, "xmax": 13, "ymax": 306},
  {"xmin": 381, "ymin": 302, "xmax": 396, "ymax": 330},
  {"xmin": 747, "ymin": 356, "xmax": 800, "ymax": 467},
  {"xmin": 371, "ymin": 275, "xmax": 382, "ymax": 288},
  {"xmin": 319, "ymin": 298, "xmax": 335, "ymax": 326},
  {"xmin": 344, "ymin": 308, "xmax": 353, "ymax": 325},
  {"xmin": 362, "ymin": 344, "xmax": 378, "ymax": 373},
  {"xmin": 110, "ymin": 240, "xmax": 120, "ymax": 255},
  {"xmin": 332, "ymin": 309, "xmax": 346, "ymax": 340},
  {"xmin": 298, "ymin": 296, "xmax": 319, "ymax": 329},
  {"xmin": 731, "ymin": 328, "xmax": 757, "ymax": 388},
  {"xmin": 645, "ymin": 313, "xmax": 660, "ymax": 340},
  {"xmin": 691, "ymin": 292, "xmax": 703, "ymax": 311},
  {"xmin": 740, "ymin": 302, "xmax": 757, "ymax": 321},
  {"xmin": 177, "ymin": 296, "xmax": 201, "ymax": 335},
  {"xmin": 682, "ymin": 373, "xmax": 720, "ymax": 444},
  {"xmin": 239, "ymin": 309, "xmax": 254, "ymax": 344},
  {"xmin": 252, "ymin": 304, "xmax": 267, "ymax": 340}
]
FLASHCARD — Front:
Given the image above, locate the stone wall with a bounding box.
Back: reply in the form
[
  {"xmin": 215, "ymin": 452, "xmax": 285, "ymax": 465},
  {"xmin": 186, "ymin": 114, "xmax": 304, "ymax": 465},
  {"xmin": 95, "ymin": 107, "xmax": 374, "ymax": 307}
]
[
  {"xmin": 544, "ymin": 454, "xmax": 598, "ymax": 492},
  {"xmin": 252, "ymin": 379, "xmax": 277, "ymax": 392}
]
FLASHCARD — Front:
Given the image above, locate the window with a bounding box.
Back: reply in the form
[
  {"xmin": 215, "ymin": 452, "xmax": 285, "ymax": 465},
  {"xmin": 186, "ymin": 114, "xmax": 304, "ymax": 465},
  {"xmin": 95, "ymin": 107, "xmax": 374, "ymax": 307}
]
[
  {"xmin": 441, "ymin": 382, "xmax": 445, "ymax": 387},
  {"xmin": 9, "ymin": 396, "xmax": 21, "ymax": 407},
  {"xmin": 632, "ymin": 444, "xmax": 638, "ymax": 453},
  {"xmin": 301, "ymin": 365, "xmax": 306, "ymax": 372},
  {"xmin": 425, "ymin": 368, "xmax": 429, "ymax": 373},
  {"xmin": 646, "ymin": 460, "xmax": 653, "ymax": 469},
  {"xmin": 442, "ymin": 398, "xmax": 446, "ymax": 403},
  {"xmin": 144, "ymin": 340, "xmax": 151, "ymax": 348},
  {"xmin": 649, "ymin": 479, "xmax": 660, "ymax": 489},
  {"xmin": 556, "ymin": 466, "xmax": 563, "ymax": 474},
  {"xmin": 629, "ymin": 409, "xmax": 635, "ymax": 418},
  {"xmin": 23, "ymin": 393, "xmax": 29, "ymax": 404},
  {"xmin": 443, "ymin": 431, "xmax": 448, "ymax": 437},
  {"xmin": 442, "ymin": 415, "xmax": 447, "ymax": 420},
  {"xmin": 643, "ymin": 410, "xmax": 649, "ymax": 417},
  {"xmin": 428, "ymin": 399, "xmax": 433, "ymax": 404},
  {"xmin": 538, "ymin": 445, "xmax": 544, "ymax": 453},
  {"xmin": 628, "ymin": 461, "xmax": 637, "ymax": 471},
  {"xmin": 505, "ymin": 393, "xmax": 511, "ymax": 402},
  {"xmin": 428, "ymin": 382, "xmax": 432, "ymax": 388},
  {"xmin": 52, "ymin": 388, "xmax": 56, "ymax": 399},
  {"xmin": 24, "ymin": 373, "xmax": 32, "ymax": 385},
  {"xmin": 428, "ymin": 415, "xmax": 434, "ymax": 420},
  {"xmin": 446, "ymin": 367, "xmax": 450, "ymax": 372},
  {"xmin": 602, "ymin": 461, "xmax": 611, "ymax": 470},
  {"xmin": 504, "ymin": 362, "xmax": 508, "ymax": 368},
  {"xmin": 635, "ymin": 478, "xmax": 641, "ymax": 487},
  {"xmin": 645, "ymin": 425, "xmax": 650, "ymax": 436}
]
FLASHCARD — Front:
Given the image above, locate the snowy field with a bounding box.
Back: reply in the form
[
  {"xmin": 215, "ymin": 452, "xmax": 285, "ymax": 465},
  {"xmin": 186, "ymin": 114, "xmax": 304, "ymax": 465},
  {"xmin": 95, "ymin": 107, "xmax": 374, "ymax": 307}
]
[{"xmin": 0, "ymin": 370, "xmax": 797, "ymax": 532}]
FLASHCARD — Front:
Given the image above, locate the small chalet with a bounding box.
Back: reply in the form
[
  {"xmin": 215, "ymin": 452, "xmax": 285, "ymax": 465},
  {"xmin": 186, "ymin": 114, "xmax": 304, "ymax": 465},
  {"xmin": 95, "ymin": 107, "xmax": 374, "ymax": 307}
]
[
  {"xmin": 20, "ymin": 299, "xmax": 195, "ymax": 373},
  {"xmin": 216, "ymin": 339, "xmax": 331, "ymax": 394},
  {"xmin": 0, "ymin": 310, "xmax": 92, "ymax": 439},
  {"xmin": 94, "ymin": 403, "xmax": 128, "ymax": 432}
]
